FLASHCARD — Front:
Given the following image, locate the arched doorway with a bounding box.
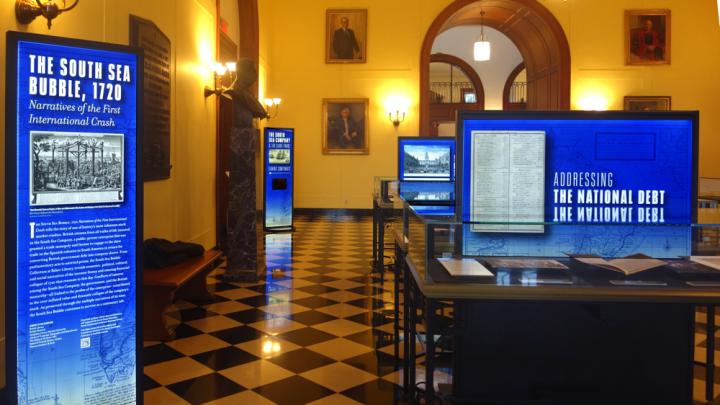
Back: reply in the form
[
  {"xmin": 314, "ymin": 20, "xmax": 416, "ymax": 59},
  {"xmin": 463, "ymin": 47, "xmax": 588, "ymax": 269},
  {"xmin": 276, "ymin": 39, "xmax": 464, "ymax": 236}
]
[
  {"xmin": 420, "ymin": 0, "xmax": 570, "ymax": 135},
  {"xmin": 428, "ymin": 53, "xmax": 485, "ymax": 135}
]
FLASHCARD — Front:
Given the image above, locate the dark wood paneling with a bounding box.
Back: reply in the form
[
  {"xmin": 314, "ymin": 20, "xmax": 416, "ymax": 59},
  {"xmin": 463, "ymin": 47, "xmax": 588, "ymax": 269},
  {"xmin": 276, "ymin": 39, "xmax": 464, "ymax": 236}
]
[{"xmin": 215, "ymin": 32, "xmax": 238, "ymax": 251}]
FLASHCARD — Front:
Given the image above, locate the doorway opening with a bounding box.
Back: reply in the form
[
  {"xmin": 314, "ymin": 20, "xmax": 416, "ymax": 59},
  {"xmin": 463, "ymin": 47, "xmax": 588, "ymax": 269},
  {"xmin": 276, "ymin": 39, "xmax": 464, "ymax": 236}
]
[{"xmin": 420, "ymin": 0, "xmax": 570, "ymax": 135}]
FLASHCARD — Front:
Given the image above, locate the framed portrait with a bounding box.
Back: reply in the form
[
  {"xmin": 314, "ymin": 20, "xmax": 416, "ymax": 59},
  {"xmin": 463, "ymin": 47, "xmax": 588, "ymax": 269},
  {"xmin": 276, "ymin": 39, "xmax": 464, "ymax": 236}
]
[
  {"xmin": 326, "ymin": 9, "xmax": 367, "ymax": 63},
  {"xmin": 322, "ymin": 98, "xmax": 369, "ymax": 155},
  {"xmin": 625, "ymin": 9, "xmax": 670, "ymax": 65},
  {"xmin": 624, "ymin": 96, "xmax": 672, "ymax": 111}
]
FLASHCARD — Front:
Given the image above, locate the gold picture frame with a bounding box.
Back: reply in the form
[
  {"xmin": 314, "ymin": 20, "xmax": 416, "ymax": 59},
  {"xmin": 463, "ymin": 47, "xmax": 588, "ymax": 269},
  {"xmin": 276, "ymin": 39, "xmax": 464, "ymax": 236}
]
[
  {"xmin": 623, "ymin": 96, "xmax": 671, "ymax": 111},
  {"xmin": 625, "ymin": 9, "xmax": 671, "ymax": 65},
  {"xmin": 325, "ymin": 9, "xmax": 367, "ymax": 64},
  {"xmin": 322, "ymin": 98, "xmax": 369, "ymax": 155}
]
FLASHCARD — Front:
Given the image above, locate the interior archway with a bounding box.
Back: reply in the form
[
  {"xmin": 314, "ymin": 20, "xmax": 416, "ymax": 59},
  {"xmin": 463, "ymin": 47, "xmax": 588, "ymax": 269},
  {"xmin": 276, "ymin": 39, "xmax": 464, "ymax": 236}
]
[
  {"xmin": 428, "ymin": 53, "xmax": 485, "ymax": 135},
  {"xmin": 420, "ymin": 0, "xmax": 571, "ymax": 135}
]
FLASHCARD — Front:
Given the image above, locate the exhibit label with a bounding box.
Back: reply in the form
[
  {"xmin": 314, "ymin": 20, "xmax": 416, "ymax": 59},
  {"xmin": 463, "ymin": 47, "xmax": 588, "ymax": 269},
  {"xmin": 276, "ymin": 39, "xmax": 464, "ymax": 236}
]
[
  {"xmin": 7, "ymin": 33, "xmax": 140, "ymax": 405},
  {"xmin": 264, "ymin": 128, "xmax": 294, "ymax": 230}
]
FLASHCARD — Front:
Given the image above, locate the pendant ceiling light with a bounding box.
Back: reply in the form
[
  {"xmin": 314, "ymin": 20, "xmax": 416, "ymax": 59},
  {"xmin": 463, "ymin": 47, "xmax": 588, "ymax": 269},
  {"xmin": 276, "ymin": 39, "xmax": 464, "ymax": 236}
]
[{"xmin": 473, "ymin": 9, "xmax": 491, "ymax": 61}]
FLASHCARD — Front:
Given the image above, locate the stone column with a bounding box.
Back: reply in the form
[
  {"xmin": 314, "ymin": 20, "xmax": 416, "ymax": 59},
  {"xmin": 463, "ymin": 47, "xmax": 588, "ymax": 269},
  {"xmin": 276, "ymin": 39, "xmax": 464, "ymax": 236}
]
[{"xmin": 221, "ymin": 127, "xmax": 259, "ymax": 282}]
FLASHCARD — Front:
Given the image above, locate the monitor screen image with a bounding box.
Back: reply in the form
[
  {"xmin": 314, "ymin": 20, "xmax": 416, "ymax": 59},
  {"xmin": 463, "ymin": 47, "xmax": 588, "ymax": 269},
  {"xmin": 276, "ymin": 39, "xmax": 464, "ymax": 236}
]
[{"xmin": 398, "ymin": 137, "xmax": 455, "ymax": 182}]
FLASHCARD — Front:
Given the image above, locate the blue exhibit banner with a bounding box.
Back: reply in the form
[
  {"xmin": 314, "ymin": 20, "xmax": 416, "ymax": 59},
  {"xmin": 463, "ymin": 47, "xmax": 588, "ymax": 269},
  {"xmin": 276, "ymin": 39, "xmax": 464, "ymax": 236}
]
[
  {"xmin": 264, "ymin": 128, "xmax": 294, "ymax": 230},
  {"xmin": 456, "ymin": 111, "xmax": 698, "ymax": 258},
  {"xmin": 5, "ymin": 32, "xmax": 142, "ymax": 404}
]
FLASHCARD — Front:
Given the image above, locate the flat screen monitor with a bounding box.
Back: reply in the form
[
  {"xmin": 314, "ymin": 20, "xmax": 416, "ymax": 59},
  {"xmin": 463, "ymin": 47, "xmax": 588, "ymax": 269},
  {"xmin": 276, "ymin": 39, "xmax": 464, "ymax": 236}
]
[
  {"xmin": 397, "ymin": 136, "xmax": 455, "ymax": 182},
  {"xmin": 456, "ymin": 111, "xmax": 698, "ymax": 258}
]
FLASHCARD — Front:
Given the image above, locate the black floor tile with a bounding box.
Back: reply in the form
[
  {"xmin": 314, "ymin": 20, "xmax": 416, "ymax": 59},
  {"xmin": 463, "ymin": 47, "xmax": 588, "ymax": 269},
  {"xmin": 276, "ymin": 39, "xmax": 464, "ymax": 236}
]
[
  {"xmin": 205, "ymin": 294, "xmax": 232, "ymax": 304},
  {"xmin": 143, "ymin": 344, "xmax": 185, "ymax": 366},
  {"xmin": 237, "ymin": 295, "xmax": 274, "ymax": 307},
  {"xmin": 192, "ymin": 346, "xmax": 259, "ymax": 371},
  {"xmin": 291, "ymin": 296, "xmax": 340, "ymax": 309},
  {"xmin": 166, "ymin": 373, "xmax": 245, "ymax": 405},
  {"xmin": 167, "ymin": 307, "xmax": 217, "ymax": 322},
  {"xmin": 302, "ymin": 274, "xmax": 340, "ymax": 283},
  {"xmin": 252, "ymin": 376, "xmax": 334, "ymax": 405},
  {"xmin": 303, "ymin": 267, "xmax": 342, "ymax": 275},
  {"xmin": 143, "ymin": 374, "xmax": 161, "ymax": 390},
  {"xmin": 285, "ymin": 310, "xmax": 338, "ymax": 326},
  {"xmin": 344, "ymin": 329, "xmax": 395, "ymax": 349},
  {"xmin": 266, "ymin": 348, "xmax": 335, "ymax": 374},
  {"xmin": 172, "ymin": 323, "xmax": 204, "ymax": 339},
  {"xmin": 345, "ymin": 311, "xmax": 394, "ymax": 327},
  {"xmin": 346, "ymin": 297, "xmax": 386, "ymax": 310},
  {"xmin": 211, "ymin": 326, "xmax": 266, "ymax": 345},
  {"xmin": 343, "ymin": 351, "xmax": 399, "ymax": 377},
  {"xmin": 341, "ymin": 378, "xmax": 403, "ymax": 404},
  {"xmin": 279, "ymin": 327, "xmax": 338, "ymax": 347},
  {"xmin": 225, "ymin": 308, "xmax": 275, "ymax": 324},
  {"xmin": 347, "ymin": 285, "xmax": 386, "ymax": 296},
  {"xmin": 297, "ymin": 284, "xmax": 340, "ymax": 295}
]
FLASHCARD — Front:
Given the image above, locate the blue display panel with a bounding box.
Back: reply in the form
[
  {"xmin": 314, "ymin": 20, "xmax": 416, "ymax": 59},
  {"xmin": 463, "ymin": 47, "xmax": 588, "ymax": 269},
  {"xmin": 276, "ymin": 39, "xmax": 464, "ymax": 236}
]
[
  {"xmin": 397, "ymin": 136, "xmax": 456, "ymax": 203},
  {"xmin": 457, "ymin": 111, "xmax": 697, "ymax": 258},
  {"xmin": 264, "ymin": 128, "xmax": 294, "ymax": 230},
  {"xmin": 397, "ymin": 136, "xmax": 455, "ymax": 182},
  {"xmin": 5, "ymin": 32, "xmax": 142, "ymax": 404}
]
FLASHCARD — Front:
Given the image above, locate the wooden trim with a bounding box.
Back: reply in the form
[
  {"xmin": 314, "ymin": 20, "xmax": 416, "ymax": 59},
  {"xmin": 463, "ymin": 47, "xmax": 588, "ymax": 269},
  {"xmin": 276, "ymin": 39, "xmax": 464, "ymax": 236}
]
[
  {"xmin": 430, "ymin": 53, "xmax": 485, "ymax": 107},
  {"xmin": 238, "ymin": 0, "xmax": 260, "ymax": 96},
  {"xmin": 420, "ymin": 0, "xmax": 571, "ymax": 135},
  {"xmin": 502, "ymin": 62, "xmax": 525, "ymax": 110}
]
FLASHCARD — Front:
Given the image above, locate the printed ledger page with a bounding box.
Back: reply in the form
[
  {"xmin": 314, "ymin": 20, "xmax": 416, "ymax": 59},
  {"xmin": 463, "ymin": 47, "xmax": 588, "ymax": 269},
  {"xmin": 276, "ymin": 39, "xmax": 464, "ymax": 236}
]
[{"xmin": 470, "ymin": 130, "xmax": 546, "ymax": 233}]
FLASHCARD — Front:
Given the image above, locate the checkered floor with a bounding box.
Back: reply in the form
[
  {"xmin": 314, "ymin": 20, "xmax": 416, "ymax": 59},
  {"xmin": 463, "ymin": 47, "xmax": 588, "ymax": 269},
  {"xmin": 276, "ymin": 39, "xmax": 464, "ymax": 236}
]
[
  {"xmin": 143, "ymin": 213, "xmax": 407, "ymax": 405},
  {"xmin": 143, "ymin": 213, "xmax": 720, "ymax": 404}
]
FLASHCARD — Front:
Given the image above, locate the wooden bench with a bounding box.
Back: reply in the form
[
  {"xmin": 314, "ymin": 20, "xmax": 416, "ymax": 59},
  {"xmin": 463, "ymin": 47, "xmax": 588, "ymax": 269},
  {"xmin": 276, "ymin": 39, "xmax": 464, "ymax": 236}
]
[{"xmin": 143, "ymin": 249, "xmax": 223, "ymax": 341}]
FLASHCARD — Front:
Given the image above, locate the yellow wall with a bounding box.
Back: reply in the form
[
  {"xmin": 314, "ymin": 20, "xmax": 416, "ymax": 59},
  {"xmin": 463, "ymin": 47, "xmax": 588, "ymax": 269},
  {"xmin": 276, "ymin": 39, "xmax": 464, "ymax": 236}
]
[
  {"xmin": 260, "ymin": 0, "xmax": 720, "ymax": 208},
  {"xmin": 0, "ymin": 0, "xmax": 221, "ymax": 389}
]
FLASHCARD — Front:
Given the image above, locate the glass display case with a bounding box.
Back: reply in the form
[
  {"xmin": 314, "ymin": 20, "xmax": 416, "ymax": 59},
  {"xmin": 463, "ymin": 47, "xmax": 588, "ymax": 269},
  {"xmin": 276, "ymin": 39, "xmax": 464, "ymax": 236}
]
[
  {"xmin": 399, "ymin": 204, "xmax": 720, "ymax": 405},
  {"xmin": 403, "ymin": 202, "xmax": 720, "ymax": 290}
]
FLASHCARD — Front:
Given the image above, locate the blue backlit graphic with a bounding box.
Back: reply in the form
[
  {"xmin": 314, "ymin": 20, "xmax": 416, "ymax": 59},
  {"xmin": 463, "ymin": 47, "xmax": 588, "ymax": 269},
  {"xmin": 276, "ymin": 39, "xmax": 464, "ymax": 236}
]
[
  {"xmin": 458, "ymin": 113, "xmax": 697, "ymax": 258},
  {"xmin": 264, "ymin": 128, "xmax": 294, "ymax": 230},
  {"xmin": 11, "ymin": 35, "xmax": 139, "ymax": 404}
]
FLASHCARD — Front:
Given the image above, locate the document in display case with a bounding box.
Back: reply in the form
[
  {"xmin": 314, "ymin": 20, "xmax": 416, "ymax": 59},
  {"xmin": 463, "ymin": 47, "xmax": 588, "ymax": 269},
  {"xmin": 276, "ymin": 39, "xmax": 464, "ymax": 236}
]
[{"xmin": 469, "ymin": 130, "xmax": 545, "ymax": 233}]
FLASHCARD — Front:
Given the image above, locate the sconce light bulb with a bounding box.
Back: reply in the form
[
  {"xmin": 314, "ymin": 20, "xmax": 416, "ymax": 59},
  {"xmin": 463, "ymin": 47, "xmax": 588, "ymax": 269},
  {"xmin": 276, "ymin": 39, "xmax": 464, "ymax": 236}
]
[
  {"xmin": 264, "ymin": 98, "xmax": 274, "ymax": 107},
  {"xmin": 225, "ymin": 62, "xmax": 237, "ymax": 72},
  {"xmin": 272, "ymin": 98, "xmax": 282, "ymax": 105}
]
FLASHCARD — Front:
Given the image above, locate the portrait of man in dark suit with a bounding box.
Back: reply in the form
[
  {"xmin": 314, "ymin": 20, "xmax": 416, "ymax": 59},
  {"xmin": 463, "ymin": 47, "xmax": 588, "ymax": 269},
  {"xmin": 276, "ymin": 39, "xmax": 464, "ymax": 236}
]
[
  {"xmin": 326, "ymin": 9, "xmax": 367, "ymax": 63},
  {"xmin": 332, "ymin": 17, "xmax": 360, "ymax": 59},
  {"xmin": 323, "ymin": 99, "xmax": 369, "ymax": 154}
]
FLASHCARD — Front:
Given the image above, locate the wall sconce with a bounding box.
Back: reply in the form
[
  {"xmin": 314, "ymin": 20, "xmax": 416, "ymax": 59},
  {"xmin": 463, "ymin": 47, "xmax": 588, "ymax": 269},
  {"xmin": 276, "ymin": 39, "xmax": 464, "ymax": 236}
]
[
  {"xmin": 15, "ymin": 0, "xmax": 79, "ymax": 29},
  {"xmin": 263, "ymin": 98, "xmax": 282, "ymax": 119},
  {"xmin": 204, "ymin": 61, "xmax": 236, "ymax": 98},
  {"xmin": 388, "ymin": 110, "xmax": 406, "ymax": 127},
  {"xmin": 385, "ymin": 95, "xmax": 409, "ymax": 127}
]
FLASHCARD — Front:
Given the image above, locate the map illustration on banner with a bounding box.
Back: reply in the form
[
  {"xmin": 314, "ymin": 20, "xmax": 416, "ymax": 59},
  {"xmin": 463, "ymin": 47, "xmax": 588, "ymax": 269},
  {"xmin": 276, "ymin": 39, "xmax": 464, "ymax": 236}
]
[{"xmin": 6, "ymin": 32, "xmax": 141, "ymax": 405}]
